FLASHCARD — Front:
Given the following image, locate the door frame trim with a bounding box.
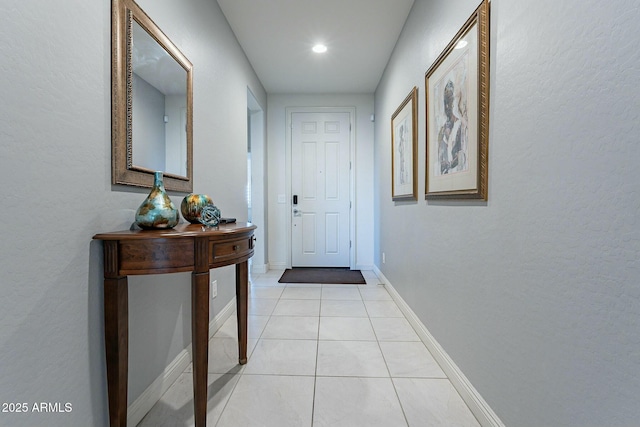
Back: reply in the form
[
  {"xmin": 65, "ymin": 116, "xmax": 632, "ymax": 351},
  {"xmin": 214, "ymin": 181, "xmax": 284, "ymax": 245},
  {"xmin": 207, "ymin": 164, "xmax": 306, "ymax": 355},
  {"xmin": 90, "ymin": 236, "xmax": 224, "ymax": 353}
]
[{"xmin": 285, "ymin": 106, "xmax": 356, "ymax": 269}]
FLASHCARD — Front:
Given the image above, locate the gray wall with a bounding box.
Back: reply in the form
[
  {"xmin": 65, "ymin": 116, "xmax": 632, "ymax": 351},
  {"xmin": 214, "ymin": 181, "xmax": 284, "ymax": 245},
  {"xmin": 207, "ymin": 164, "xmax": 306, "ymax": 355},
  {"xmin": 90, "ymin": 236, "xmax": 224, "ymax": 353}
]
[
  {"xmin": 0, "ymin": 0, "xmax": 265, "ymax": 425},
  {"xmin": 374, "ymin": 0, "xmax": 640, "ymax": 426}
]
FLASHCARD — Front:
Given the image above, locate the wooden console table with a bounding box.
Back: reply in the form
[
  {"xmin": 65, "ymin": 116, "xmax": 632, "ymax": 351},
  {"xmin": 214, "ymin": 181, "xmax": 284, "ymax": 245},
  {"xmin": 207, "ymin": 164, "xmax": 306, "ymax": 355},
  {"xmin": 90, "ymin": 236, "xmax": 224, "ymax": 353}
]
[{"xmin": 93, "ymin": 222, "xmax": 256, "ymax": 427}]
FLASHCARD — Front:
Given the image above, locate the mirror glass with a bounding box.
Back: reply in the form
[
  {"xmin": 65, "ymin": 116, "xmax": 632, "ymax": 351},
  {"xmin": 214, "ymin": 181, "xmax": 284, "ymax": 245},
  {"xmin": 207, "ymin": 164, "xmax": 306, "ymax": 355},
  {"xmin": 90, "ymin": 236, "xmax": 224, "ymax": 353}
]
[
  {"xmin": 112, "ymin": 0, "xmax": 193, "ymax": 192},
  {"xmin": 131, "ymin": 19, "xmax": 187, "ymax": 177}
]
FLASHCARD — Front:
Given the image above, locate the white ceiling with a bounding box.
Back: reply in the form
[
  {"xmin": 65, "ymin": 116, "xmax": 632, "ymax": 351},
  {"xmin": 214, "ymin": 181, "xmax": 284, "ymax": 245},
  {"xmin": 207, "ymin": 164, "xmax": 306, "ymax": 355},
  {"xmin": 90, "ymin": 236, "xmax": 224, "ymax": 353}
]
[{"xmin": 216, "ymin": 0, "xmax": 415, "ymax": 94}]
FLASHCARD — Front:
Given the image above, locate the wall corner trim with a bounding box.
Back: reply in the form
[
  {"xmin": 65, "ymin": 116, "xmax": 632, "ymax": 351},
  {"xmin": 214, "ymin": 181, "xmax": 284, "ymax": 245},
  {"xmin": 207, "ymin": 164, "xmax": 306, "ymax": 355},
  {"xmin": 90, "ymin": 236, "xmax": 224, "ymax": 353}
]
[
  {"xmin": 373, "ymin": 266, "xmax": 505, "ymax": 427},
  {"xmin": 251, "ymin": 263, "xmax": 269, "ymax": 275},
  {"xmin": 127, "ymin": 297, "xmax": 237, "ymax": 426}
]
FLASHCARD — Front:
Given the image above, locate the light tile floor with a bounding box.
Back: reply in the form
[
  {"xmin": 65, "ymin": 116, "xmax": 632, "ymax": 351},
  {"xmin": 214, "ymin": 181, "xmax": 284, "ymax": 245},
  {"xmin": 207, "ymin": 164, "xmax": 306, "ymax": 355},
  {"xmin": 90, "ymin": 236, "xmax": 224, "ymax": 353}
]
[{"xmin": 137, "ymin": 269, "xmax": 481, "ymax": 427}]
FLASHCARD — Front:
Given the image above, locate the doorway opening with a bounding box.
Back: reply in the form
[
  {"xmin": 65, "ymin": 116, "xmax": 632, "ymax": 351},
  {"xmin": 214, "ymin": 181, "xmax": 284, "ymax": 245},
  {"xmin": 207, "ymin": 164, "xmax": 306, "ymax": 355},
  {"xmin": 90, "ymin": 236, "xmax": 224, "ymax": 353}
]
[
  {"xmin": 286, "ymin": 107, "xmax": 356, "ymax": 269},
  {"xmin": 247, "ymin": 89, "xmax": 267, "ymax": 274}
]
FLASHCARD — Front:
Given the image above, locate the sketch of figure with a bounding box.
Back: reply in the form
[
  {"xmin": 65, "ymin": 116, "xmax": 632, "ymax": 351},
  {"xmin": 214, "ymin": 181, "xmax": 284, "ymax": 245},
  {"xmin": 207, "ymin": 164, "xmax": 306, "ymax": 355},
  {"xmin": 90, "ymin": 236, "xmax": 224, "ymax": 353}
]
[
  {"xmin": 435, "ymin": 52, "xmax": 469, "ymax": 176},
  {"xmin": 396, "ymin": 119, "xmax": 409, "ymax": 185}
]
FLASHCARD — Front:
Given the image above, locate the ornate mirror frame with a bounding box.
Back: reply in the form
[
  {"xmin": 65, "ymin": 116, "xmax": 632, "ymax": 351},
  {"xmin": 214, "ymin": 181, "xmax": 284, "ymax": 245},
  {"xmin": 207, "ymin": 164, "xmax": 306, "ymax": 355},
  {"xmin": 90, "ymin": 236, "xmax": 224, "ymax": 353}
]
[{"xmin": 112, "ymin": 0, "xmax": 193, "ymax": 192}]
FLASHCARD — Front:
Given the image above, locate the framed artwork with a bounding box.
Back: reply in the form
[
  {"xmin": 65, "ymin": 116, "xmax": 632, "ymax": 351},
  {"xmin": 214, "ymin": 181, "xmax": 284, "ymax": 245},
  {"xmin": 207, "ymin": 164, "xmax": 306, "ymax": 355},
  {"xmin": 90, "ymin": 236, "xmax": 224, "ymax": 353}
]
[
  {"xmin": 425, "ymin": 0, "xmax": 490, "ymax": 200},
  {"xmin": 391, "ymin": 86, "xmax": 418, "ymax": 201}
]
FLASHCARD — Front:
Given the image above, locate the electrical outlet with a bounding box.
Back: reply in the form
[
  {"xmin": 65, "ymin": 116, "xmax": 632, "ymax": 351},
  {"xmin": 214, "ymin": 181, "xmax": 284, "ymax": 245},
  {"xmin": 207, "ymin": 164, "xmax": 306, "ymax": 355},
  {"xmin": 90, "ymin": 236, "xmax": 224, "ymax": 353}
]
[
  {"xmin": 382, "ymin": 252, "xmax": 386, "ymax": 264},
  {"xmin": 211, "ymin": 280, "xmax": 217, "ymax": 299}
]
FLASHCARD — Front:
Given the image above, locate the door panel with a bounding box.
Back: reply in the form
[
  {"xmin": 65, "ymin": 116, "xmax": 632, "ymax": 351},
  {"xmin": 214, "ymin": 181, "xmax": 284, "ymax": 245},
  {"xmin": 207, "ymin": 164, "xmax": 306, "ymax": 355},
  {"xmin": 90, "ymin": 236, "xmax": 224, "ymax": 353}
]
[
  {"xmin": 301, "ymin": 213, "xmax": 317, "ymax": 255},
  {"xmin": 302, "ymin": 141, "xmax": 317, "ymax": 199},
  {"xmin": 325, "ymin": 213, "xmax": 339, "ymax": 254},
  {"xmin": 325, "ymin": 142, "xmax": 339, "ymax": 199},
  {"xmin": 291, "ymin": 112, "xmax": 350, "ymax": 267}
]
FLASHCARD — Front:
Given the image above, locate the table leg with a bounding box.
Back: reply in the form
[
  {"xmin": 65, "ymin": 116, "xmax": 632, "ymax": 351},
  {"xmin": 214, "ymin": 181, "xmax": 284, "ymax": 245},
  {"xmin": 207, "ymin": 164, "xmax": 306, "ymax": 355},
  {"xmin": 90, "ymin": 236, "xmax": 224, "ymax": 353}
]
[
  {"xmin": 235, "ymin": 261, "xmax": 248, "ymax": 364},
  {"xmin": 104, "ymin": 277, "xmax": 128, "ymax": 427},
  {"xmin": 191, "ymin": 271, "xmax": 210, "ymax": 427}
]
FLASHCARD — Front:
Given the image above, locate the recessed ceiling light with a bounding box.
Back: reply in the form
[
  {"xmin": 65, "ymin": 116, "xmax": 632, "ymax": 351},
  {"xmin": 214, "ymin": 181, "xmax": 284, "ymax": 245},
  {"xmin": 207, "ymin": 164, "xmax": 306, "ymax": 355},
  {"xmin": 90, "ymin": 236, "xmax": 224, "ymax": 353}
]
[{"xmin": 312, "ymin": 44, "xmax": 327, "ymax": 53}]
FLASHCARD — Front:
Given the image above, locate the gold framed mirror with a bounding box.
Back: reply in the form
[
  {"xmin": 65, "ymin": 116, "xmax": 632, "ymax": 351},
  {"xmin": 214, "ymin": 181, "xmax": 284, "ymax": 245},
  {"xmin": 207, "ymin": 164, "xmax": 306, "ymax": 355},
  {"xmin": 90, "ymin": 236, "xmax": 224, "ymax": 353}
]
[{"xmin": 112, "ymin": 0, "xmax": 193, "ymax": 192}]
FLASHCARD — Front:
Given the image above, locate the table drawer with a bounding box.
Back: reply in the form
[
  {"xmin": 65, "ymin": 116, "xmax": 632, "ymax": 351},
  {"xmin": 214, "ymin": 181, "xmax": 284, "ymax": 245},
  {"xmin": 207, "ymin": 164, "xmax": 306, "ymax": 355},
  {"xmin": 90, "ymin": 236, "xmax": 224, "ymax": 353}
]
[
  {"xmin": 209, "ymin": 237, "xmax": 252, "ymax": 265},
  {"xmin": 119, "ymin": 238, "xmax": 194, "ymax": 274}
]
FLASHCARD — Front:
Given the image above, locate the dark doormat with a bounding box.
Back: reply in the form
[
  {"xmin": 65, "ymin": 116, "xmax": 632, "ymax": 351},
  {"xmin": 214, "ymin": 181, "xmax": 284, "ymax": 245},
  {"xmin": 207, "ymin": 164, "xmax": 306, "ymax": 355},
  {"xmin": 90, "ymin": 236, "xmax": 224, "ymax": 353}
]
[{"xmin": 278, "ymin": 267, "xmax": 366, "ymax": 284}]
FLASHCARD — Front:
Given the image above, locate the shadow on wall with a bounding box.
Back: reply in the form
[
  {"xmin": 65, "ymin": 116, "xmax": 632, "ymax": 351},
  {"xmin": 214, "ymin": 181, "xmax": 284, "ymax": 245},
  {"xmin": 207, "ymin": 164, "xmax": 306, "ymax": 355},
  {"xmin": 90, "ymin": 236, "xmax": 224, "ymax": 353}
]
[{"xmin": 88, "ymin": 239, "xmax": 109, "ymax": 426}]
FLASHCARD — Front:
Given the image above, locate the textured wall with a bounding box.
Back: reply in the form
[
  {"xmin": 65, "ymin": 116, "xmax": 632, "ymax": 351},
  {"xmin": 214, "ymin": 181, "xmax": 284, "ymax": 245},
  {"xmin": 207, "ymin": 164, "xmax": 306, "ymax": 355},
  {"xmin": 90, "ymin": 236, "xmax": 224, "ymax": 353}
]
[
  {"xmin": 0, "ymin": 0, "xmax": 265, "ymax": 425},
  {"xmin": 375, "ymin": 0, "xmax": 640, "ymax": 425}
]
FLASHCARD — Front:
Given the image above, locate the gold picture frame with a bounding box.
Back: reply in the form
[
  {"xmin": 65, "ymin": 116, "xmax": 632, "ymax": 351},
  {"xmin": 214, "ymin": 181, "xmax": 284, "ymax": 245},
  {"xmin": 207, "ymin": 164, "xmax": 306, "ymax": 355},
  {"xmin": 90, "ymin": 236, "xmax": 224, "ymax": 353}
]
[
  {"xmin": 391, "ymin": 87, "xmax": 418, "ymax": 201},
  {"xmin": 112, "ymin": 0, "xmax": 194, "ymax": 192},
  {"xmin": 425, "ymin": 0, "xmax": 490, "ymax": 200}
]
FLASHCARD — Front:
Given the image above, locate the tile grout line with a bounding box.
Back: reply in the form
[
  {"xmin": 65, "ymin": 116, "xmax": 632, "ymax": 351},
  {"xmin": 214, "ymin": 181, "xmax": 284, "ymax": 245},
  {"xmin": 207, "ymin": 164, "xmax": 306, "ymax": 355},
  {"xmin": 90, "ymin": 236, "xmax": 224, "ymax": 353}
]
[
  {"xmin": 212, "ymin": 277, "xmax": 275, "ymax": 427},
  {"xmin": 360, "ymin": 284, "xmax": 411, "ymax": 427},
  {"xmin": 215, "ymin": 272, "xmax": 437, "ymax": 426},
  {"xmin": 310, "ymin": 291, "xmax": 323, "ymax": 427}
]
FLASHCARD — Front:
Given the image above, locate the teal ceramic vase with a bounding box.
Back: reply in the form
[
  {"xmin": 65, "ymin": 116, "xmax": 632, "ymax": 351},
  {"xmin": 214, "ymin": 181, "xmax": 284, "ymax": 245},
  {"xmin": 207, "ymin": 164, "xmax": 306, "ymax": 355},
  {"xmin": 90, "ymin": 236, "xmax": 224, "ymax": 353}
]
[
  {"xmin": 181, "ymin": 193, "xmax": 214, "ymax": 224},
  {"xmin": 135, "ymin": 171, "xmax": 179, "ymax": 229}
]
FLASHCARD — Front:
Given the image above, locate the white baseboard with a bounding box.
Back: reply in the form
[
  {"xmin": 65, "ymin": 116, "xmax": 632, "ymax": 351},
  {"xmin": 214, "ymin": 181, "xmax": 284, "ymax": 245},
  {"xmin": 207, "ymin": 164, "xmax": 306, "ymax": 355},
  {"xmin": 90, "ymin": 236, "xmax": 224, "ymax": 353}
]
[
  {"xmin": 126, "ymin": 348, "xmax": 191, "ymax": 427},
  {"xmin": 266, "ymin": 263, "xmax": 372, "ymax": 271},
  {"xmin": 127, "ymin": 297, "xmax": 237, "ymax": 426},
  {"xmin": 268, "ymin": 261, "xmax": 287, "ymax": 269},
  {"xmin": 373, "ymin": 266, "xmax": 505, "ymax": 427},
  {"xmin": 251, "ymin": 263, "xmax": 269, "ymax": 274}
]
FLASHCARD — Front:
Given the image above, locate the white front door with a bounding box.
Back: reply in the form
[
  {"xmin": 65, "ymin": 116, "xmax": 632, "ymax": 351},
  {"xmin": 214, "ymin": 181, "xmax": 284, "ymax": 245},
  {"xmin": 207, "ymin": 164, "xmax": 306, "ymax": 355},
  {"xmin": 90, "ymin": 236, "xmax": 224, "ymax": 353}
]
[{"xmin": 291, "ymin": 112, "xmax": 351, "ymax": 267}]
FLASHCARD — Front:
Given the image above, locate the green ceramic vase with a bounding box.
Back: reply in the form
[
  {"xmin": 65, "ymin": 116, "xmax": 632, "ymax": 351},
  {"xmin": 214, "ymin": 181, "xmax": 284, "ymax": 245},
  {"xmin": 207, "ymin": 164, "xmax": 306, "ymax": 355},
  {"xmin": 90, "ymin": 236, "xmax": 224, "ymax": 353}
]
[{"xmin": 135, "ymin": 171, "xmax": 179, "ymax": 229}]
